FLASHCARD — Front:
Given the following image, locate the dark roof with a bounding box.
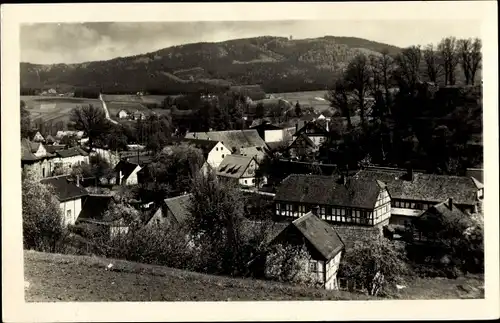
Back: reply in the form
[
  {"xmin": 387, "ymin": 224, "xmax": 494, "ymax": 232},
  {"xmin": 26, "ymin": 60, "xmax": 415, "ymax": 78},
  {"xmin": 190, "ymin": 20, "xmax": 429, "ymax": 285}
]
[
  {"xmin": 280, "ymin": 212, "xmax": 344, "ymax": 260},
  {"xmin": 415, "ymin": 198, "xmax": 467, "ymax": 229},
  {"xmin": 354, "ymin": 168, "xmax": 480, "ymax": 206},
  {"xmin": 40, "ymin": 175, "xmax": 88, "ymax": 202},
  {"xmin": 237, "ymin": 146, "xmax": 268, "ymax": 161},
  {"xmin": 274, "ymin": 174, "xmax": 386, "ymax": 209},
  {"xmin": 249, "ymin": 121, "xmax": 283, "ymax": 131},
  {"xmin": 240, "ymin": 220, "xmax": 289, "ymax": 245},
  {"xmin": 114, "ymin": 160, "xmax": 141, "ymax": 179},
  {"xmin": 330, "ymin": 223, "xmax": 382, "ymax": 249},
  {"xmin": 178, "ymin": 138, "xmax": 220, "ymax": 156},
  {"xmin": 216, "ymin": 155, "xmax": 255, "ymax": 179},
  {"xmin": 21, "ymin": 139, "xmax": 38, "ymax": 161},
  {"xmin": 55, "ymin": 147, "xmax": 88, "ymax": 158},
  {"xmin": 44, "ymin": 145, "xmax": 67, "ymax": 154},
  {"xmin": 295, "ymin": 121, "xmax": 328, "ymax": 136},
  {"xmin": 78, "ymin": 195, "xmax": 113, "ymax": 221},
  {"xmin": 164, "ymin": 194, "xmax": 192, "ymax": 224},
  {"xmin": 185, "ymin": 129, "xmax": 267, "ymax": 152},
  {"xmin": 45, "ymin": 135, "xmax": 56, "ymax": 143},
  {"xmin": 288, "ymin": 133, "xmax": 316, "ymax": 148}
]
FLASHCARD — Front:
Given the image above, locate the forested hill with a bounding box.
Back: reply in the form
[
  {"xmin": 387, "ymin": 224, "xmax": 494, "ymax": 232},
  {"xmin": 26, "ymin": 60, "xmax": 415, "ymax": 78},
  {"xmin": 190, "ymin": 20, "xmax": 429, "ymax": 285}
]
[{"xmin": 20, "ymin": 36, "xmax": 401, "ymax": 94}]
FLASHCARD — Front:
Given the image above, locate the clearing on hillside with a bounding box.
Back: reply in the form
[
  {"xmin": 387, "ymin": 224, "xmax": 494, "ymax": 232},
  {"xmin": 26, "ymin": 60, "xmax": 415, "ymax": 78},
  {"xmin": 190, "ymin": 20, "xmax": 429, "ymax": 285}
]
[{"xmin": 271, "ymin": 90, "xmax": 331, "ymax": 113}]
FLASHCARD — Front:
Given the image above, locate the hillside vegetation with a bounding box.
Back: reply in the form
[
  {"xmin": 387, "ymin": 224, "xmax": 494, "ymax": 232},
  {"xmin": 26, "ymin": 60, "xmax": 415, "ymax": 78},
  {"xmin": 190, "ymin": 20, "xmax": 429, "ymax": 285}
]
[
  {"xmin": 24, "ymin": 250, "xmax": 483, "ymax": 302},
  {"xmin": 20, "ymin": 36, "xmax": 401, "ymax": 95}
]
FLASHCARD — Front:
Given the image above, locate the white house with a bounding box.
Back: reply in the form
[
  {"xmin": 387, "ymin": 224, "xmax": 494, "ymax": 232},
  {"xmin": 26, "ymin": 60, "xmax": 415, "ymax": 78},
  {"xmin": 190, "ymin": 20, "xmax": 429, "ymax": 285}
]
[
  {"xmin": 180, "ymin": 138, "xmax": 232, "ymax": 169},
  {"xmin": 216, "ymin": 155, "xmax": 261, "ymax": 188},
  {"xmin": 292, "ymin": 122, "xmax": 329, "ymax": 147},
  {"xmin": 40, "ymin": 175, "xmax": 88, "ymax": 227},
  {"xmin": 117, "ymin": 109, "xmax": 129, "ymax": 119},
  {"xmin": 114, "ymin": 160, "xmax": 142, "ymax": 185},
  {"xmin": 53, "ymin": 147, "xmax": 90, "ymax": 172},
  {"xmin": 266, "ymin": 211, "xmax": 345, "ymax": 290}
]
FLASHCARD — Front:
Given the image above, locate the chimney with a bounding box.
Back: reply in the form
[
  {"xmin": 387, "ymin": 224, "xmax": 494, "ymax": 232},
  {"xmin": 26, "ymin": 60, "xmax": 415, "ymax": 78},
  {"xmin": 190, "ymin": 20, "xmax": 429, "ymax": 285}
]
[
  {"xmin": 311, "ymin": 205, "xmax": 320, "ymax": 216},
  {"xmin": 76, "ymin": 175, "xmax": 80, "ymax": 187},
  {"xmin": 448, "ymin": 198, "xmax": 453, "ymax": 210}
]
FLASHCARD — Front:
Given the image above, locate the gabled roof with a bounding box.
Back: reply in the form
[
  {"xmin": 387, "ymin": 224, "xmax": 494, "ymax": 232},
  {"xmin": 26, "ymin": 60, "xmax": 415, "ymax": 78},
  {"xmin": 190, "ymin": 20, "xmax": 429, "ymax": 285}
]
[
  {"xmin": 56, "ymin": 147, "xmax": 89, "ymax": 158},
  {"xmin": 274, "ymin": 174, "xmax": 386, "ymax": 209},
  {"xmin": 249, "ymin": 120, "xmax": 283, "ymax": 131},
  {"xmin": 240, "ymin": 220, "xmax": 289, "ymax": 245},
  {"xmin": 45, "ymin": 135, "xmax": 57, "ymax": 143},
  {"xmin": 288, "ymin": 132, "xmax": 316, "ymax": 148},
  {"xmin": 115, "ymin": 160, "xmax": 141, "ymax": 178},
  {"xmin": 21, "ymin": 139, "xmax": 39, "ymax": 161},
  {"xmin": 415, "ymin": 198, "xmax": 467, "ymax": 229},
  {"xmin": 216, "ymin": 155, "xmax": 255, "ymax": 179},
  {"xmin": 295, "ymin": 121, "xmax": 328, "ymax": 136},
  {"xmin": 44, "ymin": 145, "xmax": 67, "ymax": 154},
  {"xmin": 78, "ymin": 194, "xmax": 113, "ymax": 221},
  {"xmin": 40, "ymin": 175, "xmax": 88, "ymax": 202},
  {"xmin": 354, "ymin": 168, "xmax": 480, "ymax": 206},
  {"xmin": 177, "ymin": 138, "xmax": 221, "ymax": 156},
  {"xmin": 164, "ymin": 194, "xmax": 193, "ymax": 225},
  {"xmin": 185, "ymin": 129, "xmax": 267, "ymax": 152},
  {"xmin": 237, "ymin": 146, "xmax": 268, "ymax": 162},
  {"xmin": 283, "ymin": 212, "xmax": 344, "ymax": 260}
]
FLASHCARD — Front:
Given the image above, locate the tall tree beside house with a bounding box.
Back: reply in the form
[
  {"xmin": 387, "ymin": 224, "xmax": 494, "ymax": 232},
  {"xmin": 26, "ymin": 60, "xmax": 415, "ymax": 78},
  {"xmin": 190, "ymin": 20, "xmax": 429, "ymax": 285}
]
[
  {"xmin": 69, "ymin": 104, "xmax": 109, "ymax": 149},
  {"xmin": 60, "ymin": 134, "xmax": 79, "ymax": 148},
  {"xmin": 438, "ymin": 37, "xmax": 460, "ymax": 86},
  {"xmin": 265, "ymin": 243, "xmax": 318, "ymax": 286},
  {"xmin": 457, "ymin": 38, "xmax": 482, "ymax": 85},
  {"xmin": 254, "ymin": 102, "xmax": 266, "ymax": 119},
  {"xmin": 105, "ymin": 125, "xmax": 129, "ymax": 152},
  {"xmin": 103, "ymin": 199, "xmax": 142, "ymax": 230},
  {"xmin": 187, "ymin": 170, "xmax": 246, "ymax": 275},
  {"xmin": 22, "ymin": 169, "xmax": 65, "ymax": 252},
  {"xmin": 423, "ymin": 43, "xmax": 443, "ymax": 84},
  {"xmin": 338, "ymin": 237, "xmax": 409, "ymax": 296},
  {"xmin": 20, "ymin": 100, "xmax": 31, "ymax": 139},
  {"xmin": 394, "ymin": 45, "xmax": 422, "ymax": 93},
  {"xmin": 326, "ymin": 77, "xmax": 354, "ymax": 128},
  {"xmin": 294, "ymin": 101, "xmax": 303, "ymax": 118},
  {"xmin": 344, "ymin": 53, "xmax": 371, "ymax": 128}
]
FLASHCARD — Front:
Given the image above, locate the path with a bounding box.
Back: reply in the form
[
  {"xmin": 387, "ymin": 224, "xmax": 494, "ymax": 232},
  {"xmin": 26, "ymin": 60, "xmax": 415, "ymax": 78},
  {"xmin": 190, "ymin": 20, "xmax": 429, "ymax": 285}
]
[{"xmin": 99, "ymin": 94, "xmax": 118, "ymax": 124}]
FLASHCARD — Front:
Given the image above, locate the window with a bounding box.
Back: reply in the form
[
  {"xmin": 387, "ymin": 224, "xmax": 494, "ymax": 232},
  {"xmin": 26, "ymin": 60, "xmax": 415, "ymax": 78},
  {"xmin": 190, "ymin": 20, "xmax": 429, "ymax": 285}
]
[
  {"xmin": 221, "ymin": 154, "xmax": 225, "ymax": 158},
  {"xmin": 67, "ymin": 210, "xmax": 72, "ymax": 222},
  {"xmin": 309, "ymin": 261, "xmax": 318, "ymax": 272},
  {"xmin": 244, "ymin": 180, "xmax": 247, "ymax": 184},
  {"xmin": 252, "ymin": 179, "xmax": 255, "ymax": 183},
  {"xmin": 215, "ymin": 147, "xmax": 218, "ymax": 151}
]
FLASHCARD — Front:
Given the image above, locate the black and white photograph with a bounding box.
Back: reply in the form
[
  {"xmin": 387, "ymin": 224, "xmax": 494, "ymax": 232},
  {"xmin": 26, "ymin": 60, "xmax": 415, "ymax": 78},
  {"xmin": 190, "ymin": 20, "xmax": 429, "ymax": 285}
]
[{"xmin": 2, "ymin": 2, "xmax": 499, "ymax": 322}]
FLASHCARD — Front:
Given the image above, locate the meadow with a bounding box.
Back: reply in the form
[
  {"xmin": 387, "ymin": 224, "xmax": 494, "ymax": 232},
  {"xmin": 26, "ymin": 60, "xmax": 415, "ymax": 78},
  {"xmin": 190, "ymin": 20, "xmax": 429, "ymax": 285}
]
[
  {"xmin": 271, "ymin": 90, "xmax": 331, "ymax": 113},
  {"xmin": 21, "ymin": 96, "xmax": 102, "ymax": 125}
]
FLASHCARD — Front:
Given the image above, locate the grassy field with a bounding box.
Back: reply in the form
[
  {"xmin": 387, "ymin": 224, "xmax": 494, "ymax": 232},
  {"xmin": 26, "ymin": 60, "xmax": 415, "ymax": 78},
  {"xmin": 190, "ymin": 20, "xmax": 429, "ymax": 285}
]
[
  {"xmin": 24, "ymin": 250, "xmax": 484, "ymax": 302},
  {"xmin": 271, "ymin": 90, "xmax": 331, "ymax": 113},
  {"xmin": 21, "ymin": 96, "xmax": 102, "ymax": 124}
]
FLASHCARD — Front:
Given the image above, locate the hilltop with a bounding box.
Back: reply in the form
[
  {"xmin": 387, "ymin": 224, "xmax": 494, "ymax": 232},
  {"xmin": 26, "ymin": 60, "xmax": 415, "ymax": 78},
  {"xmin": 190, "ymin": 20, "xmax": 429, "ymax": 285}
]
[
  {"xmin": 24, "ymin": 250, "xmax": 483, "ymax": 302},
  {"xmin": 20, "ymin": 36, "xmax": 401, "ymax": 94}
]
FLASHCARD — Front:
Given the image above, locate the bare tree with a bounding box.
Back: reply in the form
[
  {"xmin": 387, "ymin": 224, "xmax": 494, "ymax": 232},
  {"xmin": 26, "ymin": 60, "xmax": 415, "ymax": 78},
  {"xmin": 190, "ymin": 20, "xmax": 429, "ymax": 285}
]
[
  {"xmin": 395, "ymin": 45, "xmax": 422, "ymax": 91},
  {"xmin": 470, "ymin": 38, "xmax": 482, "ymax": 85},
  {"xmin": 457, "ymin": 38, "xmax": 473, "ymax": 85},
  {"xmin": 344, "ymin": 54, "xmax": 371, "ymax": 127},
  {"xmin": 69, "ymin": 104, "xmax": 109, "ymax": 148},
  {"xmin": 423, "ymin": 43, "xmax": 443, "ymax": 84},
  {"xmin": 368, "ymin": 49, "xmax": 395, "ymax": 116},
  {"xmin": 438, "ymin": 37, "xmax": 460, "ymax": 85},
  {"xmin": 326, "ymin": 77, "xmax": 353, "ymax": 128}
]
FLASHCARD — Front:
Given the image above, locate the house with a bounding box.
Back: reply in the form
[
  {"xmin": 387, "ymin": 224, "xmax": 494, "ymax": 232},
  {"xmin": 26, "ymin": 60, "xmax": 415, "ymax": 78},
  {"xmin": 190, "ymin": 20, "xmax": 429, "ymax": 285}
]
[
  {"xmin": 267, "ymin": 210, "xmax": 345, "ymax": 290},
  {"xmin": 250, "ymin": 121, "xmax": 289, "ymax": 143},
  {"xmin": 131, "ymin": 111, "xmax": 146, "ymax": 120},
  {"xmin": 47, "ymin": 88, "xmax": 57, "ymax": 95},
  {"xmin": 55, "ymin": 130, "xmax": 85, "ymax": 140},
  {"xmin": 292, "ymin": 121, "xmax": 329, "ymax": 147},
  {"xmin": 40, "ymin": 175, "xmax": 88, "ymax": 227},
  {"xmin": 185, "ymin": 129, "xmax": 268, "ymax": 153},
  {"xmin": 21, "ymin": 139, "xmax": 57, "ymax": 178},
  {"xmin": 29, "ymin": 131, "xmax": 45, "ymax": 143},
  {"xmin": 354, "ymin": 167, "xmax": 483, "ymax": 226},
  {"xmin": 114, "ymin": 160, "xmax": 142, "ymax": 185},
  {"xmin": 274, "ymin": 174, "xmax": 391, "ymax": 227},
  {"xmin": 411, "ymin": 198, "xmax": 467, "ymax": 244},
  {"xmin": 287, "ymin": 133, "xmax": 318, "ymax": 159},
  {"xmin": 466, "ymin": 167, "xmax": 484, "ymax": 187},
  {"xmin": 216, "ymin": 155, "xmax": 261, "ymax": 188},
  {"xmin": 116, "ymin": 109, "xmax": 129, "ymax": 119},
  {"xmin": 52, "ymin": 147, "xmax": 90, "ymax": 172},
  {"xmin": 179, "ymin": 138, "xmax": 232, "ymax": 169},
  {"xmin": 44, "ymin": 144, "xmax": 66, "ymax": 154},
  {"xmin": 45, "ymin": 135, "xmax": 58, "ymax": 145},
  {"xmin": 145, "ymin": 194, "xmax": 192, "ymax": 229},
  {"xmin": 237, "ymin": 146, "xmax": 267, "ymax": 163}
]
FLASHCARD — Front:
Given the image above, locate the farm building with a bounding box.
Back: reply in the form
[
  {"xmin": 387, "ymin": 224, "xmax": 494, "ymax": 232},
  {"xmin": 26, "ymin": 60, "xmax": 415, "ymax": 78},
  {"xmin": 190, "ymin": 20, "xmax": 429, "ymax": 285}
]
[
  {"xmin": 116, "ymin": 109, "xmax": 129, "ymax": 119},
  {"xmin": 52, "ymin": 147, "xmax": 90, "ymax": 172},
  {"xmin": 40, "ymin": 175, "xmax": 89, "ymax": 227},
  {"xmin": 216, "ymin": 155, "xmax": 262, "ymax": 188},
  {"xmin": 145, "ymin": 194, "xmax": 192, "ymax": 230},
  {"xmin": 353, "ymin": 167, "xmax": 484, "ymax": 226},
  {"xmin": 178, "ymin": 138, "xmax": 232, "ymax": 169},
  {"xmin": 249, "ymin": 121, "xmax": 291, "ymax": 143},
  {"xmin": 266, "ymin": 210, "xmax": 345, "ymax": 290},
  {"xmin": 274, "ymin": 174, "xmax": 391, "ymax": 227},
  {"xmin": 185, "ymin": 129, "xmax": 268, "ymax": 153},
  {"xmin": 21, "ymin": 139, "xmax": 57, "ymax": 178}
]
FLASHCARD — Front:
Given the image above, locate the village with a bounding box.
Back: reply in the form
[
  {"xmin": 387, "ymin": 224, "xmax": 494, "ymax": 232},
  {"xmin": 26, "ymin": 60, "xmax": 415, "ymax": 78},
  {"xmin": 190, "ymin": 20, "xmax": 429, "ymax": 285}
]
[{"xmin": 21, "ymin": 107, "xmax": 485, "ymax": 295}]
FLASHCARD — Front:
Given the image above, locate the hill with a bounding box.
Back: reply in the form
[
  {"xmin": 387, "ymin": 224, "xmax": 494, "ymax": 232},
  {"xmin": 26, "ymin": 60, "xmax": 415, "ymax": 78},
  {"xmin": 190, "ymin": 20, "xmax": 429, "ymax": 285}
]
[
  {"xmin": 20, "ymin": 36, "xmax": 401, "ymax": 95},
  {"xmin": 24, "ymin": 250, "xmax": 483, "ymax": 302}
]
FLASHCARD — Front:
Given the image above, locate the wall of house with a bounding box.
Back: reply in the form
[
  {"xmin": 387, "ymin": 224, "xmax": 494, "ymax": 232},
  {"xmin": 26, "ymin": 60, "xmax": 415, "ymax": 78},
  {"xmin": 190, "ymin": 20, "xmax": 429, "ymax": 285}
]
[
  {"xmin": 59, "ymin": 198, "xmax": 82, "ymax": 227},
  {"xmin": 34, "ymin": 144, "xmax": 47, "ymax": 157},
  {"xmin": 306, "ymin": 259, "xmax": 325, "ymax": 285},
  {"xmin": 110, "ymin": 226, "xmax": 129, "ymax": 239},
  {"xmin": 207, "ymin": 142, "xmax": 232, "ymax": 168},
  {"xmin": 53, "ymin": 155, "xmax": 90, "ymax": 172},
  {"xmin": 325, "ymin": 251, "xmax": 342, "ymax": 290},
  {"xmin": 373, "ymin": 189, "xmax": 391, "ymax": 225},
  {"xmin": 239, "ymin": 177, "xmax": 257, "ymax": 187},
  {"xmin": 92, "ymin": 148, "xmax": 120, "ymax": 168},
  {"xmin": 123, "ymin": 166, "xmax": 141, "ymax": 185},
  {"xmin": 23, "ymin": 158, "xmax": 54, "ymax": 178},
  {"xmin": 264, "ymin": 130, "xmax": 284, "ymax": 143},
  {"xmin": 145, "ymin": 207, "xmax": 174, "ymax": 229}
]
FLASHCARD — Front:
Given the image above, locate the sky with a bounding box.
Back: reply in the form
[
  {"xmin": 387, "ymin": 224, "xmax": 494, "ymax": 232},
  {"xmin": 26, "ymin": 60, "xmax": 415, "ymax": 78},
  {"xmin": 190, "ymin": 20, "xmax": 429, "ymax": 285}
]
[{"xmin": 20, "ymin": 20, "xmax": 482, "ymax": 65}]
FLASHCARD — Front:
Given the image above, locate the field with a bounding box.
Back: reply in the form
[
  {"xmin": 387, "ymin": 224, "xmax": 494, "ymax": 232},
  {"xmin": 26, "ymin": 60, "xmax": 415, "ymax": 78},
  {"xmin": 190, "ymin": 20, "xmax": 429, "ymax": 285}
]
[
  {"xmin": 271, "ymin": 90, "xmax": 331, "ymax": 113},
  {"xmin": 24, "ymin": 250, "xmax": 484, "ymax": 302},
  {"xmin": 21, "ymin": 96, "xmax": 102, "ymax": 125}
]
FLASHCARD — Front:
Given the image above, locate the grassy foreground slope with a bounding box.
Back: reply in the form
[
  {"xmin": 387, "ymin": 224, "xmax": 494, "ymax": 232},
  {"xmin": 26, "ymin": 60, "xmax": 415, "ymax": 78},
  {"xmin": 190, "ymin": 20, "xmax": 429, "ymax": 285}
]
[{"xmin": 24, "ymin": 250, "xmax": 484, "ymax": 302}]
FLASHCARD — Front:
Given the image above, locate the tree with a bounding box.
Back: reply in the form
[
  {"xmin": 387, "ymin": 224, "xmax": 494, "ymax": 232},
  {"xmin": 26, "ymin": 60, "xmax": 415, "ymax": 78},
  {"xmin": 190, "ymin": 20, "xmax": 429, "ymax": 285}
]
[
  {"xmin": 187, "ymin": 170, "xmax": 246, "ymax": 275},
  {"xmin": 438, "ymin": 37, "xmax": 460, "ymax": 85},
  {"xmin": 103, "ymin": 199, "xmax": 142, "ymax": 230},
  {"xmin": 69, "ymin": 104, "xmax": 109, "ymax": 148},
  {"xmin": 457, "ymin": 38, "xmax": 473, "ymax": 85},
  {"xmin": 338, "ymin": 237, "xmax": 409, "ymax": 296},
  {"xmin": 22, "ymin": 169, "xmax": 65, "ymax": 252},
  {"xmin": 326, "ymin": 78, "xmax": 354, "ymax": 128},
  {"xmin": 294, "ymin": 101, "xmax": 303, "ymax": 118},
  {"xmin": 344, "ymin": 54, "xmax": 371, "ymax": 127},
  {"xmin": 20, "ymin": 100, "xmax": 31, "ymax": 139},
  {"xmin": 254, "ymin": 102, "xmax": 266, "ymax": 119},
  {"xmin": 423, "ymin": 44, "xmax": 443, "ymax": 84},
  {"xmin": 470, "ymin": 38, "xmax": 482, "ymax": 85},
  {"xmin": 395, "ymin": 45, "xmax": 422, "ymax": 92},
  {"xmin": 105, "ymin": 125, "xmax": 128, "ymax": 152},
  {"xmin": 265, "ymin": 243, "xmax": 318, "ymax": 286},
  {"xmin": 60, "ymin": 134, "xmax": 79, "ymax": 148}
]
